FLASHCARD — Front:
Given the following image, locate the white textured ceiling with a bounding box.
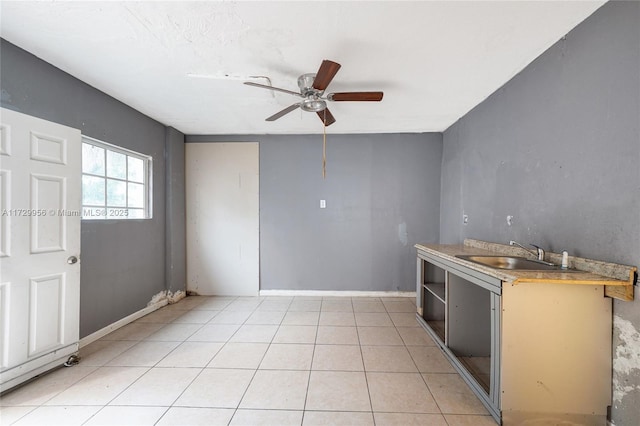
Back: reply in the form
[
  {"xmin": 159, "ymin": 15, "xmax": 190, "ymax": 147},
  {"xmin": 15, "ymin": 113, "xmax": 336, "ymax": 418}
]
[{"xmin": 0, "ymin": 1, "xmax": 605, "ymax": 135}]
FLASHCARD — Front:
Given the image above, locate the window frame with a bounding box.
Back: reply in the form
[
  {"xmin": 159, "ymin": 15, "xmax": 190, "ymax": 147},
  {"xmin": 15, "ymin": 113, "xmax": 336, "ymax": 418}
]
[{"xmin": 81, "ymin": 135, "xmax": 153, "ymax": 220}]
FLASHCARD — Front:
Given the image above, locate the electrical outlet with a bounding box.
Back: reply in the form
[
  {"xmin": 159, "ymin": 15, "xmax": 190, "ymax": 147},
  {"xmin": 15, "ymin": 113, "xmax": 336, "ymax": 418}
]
[
  {"xmin": 320, "ymin": 199, "xmax": 326, "ymax": 209},
  {"xmin": 463, "ymin": 214, "xmax": 469, "ymax": 225}
]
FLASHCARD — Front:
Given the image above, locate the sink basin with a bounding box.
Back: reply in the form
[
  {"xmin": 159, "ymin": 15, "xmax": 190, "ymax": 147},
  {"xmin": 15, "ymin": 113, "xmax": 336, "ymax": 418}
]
[{"xmin": 456, "ymin": 255, "xmax": 561, "ymax": 271}]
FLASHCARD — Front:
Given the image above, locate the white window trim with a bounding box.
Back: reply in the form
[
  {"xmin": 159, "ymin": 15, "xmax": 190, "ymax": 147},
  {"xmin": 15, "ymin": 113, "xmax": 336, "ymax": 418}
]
[{"xmin": 81, "ymin": 135, "xmax": 153, "ymax": 220}]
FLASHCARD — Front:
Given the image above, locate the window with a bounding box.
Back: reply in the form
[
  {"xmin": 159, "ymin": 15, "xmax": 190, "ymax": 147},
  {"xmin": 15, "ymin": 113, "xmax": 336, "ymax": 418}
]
[{"xmin": 81, "ymin": 136, "xmax": 152, "ymax": 220}]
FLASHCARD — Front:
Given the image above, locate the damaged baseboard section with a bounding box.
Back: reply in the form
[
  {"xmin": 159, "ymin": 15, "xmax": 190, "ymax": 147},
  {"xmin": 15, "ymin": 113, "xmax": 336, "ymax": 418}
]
[
  {"xmin": 147, "ymin": 289, "xmax": 187, "ymax": 306},
  {"xmin": 79, "ymin": 289, "xmax": 187, "ymax": 348}
]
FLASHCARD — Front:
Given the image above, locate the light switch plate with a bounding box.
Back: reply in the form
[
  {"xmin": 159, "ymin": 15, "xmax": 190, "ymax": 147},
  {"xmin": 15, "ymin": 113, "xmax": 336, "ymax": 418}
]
[{"xmin": 320, "ymin": 199, "xmax": 326, "ymax": 208}]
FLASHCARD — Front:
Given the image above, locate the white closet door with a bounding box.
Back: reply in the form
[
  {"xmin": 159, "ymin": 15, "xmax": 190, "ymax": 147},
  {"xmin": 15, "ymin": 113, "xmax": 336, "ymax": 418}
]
[{"xmin": 185, "ymin": 142, "xmax": 259, "ymax": 296}]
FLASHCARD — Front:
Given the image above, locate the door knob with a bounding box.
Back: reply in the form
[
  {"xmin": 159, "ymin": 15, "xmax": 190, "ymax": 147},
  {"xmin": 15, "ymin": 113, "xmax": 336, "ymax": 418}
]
[{"xmin": 67, "ymin": 256, "xmax": 78, "ymax": 265}]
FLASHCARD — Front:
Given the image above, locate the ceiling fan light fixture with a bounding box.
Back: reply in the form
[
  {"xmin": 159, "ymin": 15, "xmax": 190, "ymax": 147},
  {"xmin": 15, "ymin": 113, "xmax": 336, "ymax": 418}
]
[{"xmin": 300, "ymin": 98, "xmax": 327, "ymax": 112}]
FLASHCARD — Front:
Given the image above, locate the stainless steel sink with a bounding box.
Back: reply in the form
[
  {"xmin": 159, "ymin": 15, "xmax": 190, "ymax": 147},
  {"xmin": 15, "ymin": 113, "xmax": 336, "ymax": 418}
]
[{"xmin": 455, "ymin": 255, "xmax": 561, "ymax": 271}]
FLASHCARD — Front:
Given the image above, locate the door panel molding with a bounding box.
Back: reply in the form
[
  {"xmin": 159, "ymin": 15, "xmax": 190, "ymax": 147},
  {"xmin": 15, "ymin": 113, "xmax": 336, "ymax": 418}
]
[
  {"xmin": 30, "ymin": 174, "xmax": 66, "ymax": 253},
  {"xmin": 0, "ymin": 123, "xmax": 11, "ymax": 156},
  {"xmin": 28, "ymin": 273, "xmax": 65, "ymax": 357},
  {"xmin": 0, "ymin": 170, "xmax": 11, "ymax": 257},
  {"xmin": 30, "ymin": 131, "xmax": 67, "ymax": 165}
]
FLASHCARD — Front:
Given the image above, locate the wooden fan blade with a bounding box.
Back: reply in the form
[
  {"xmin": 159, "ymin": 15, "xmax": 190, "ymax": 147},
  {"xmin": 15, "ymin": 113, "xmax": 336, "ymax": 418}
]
[
  {"xmin": 266, "ymin": 104, "xmax": 300, "ymax": 121},
  {"xmin": 312, "ymin": 60, "xmax": 341, "ymax": 91},
  {"xmin": 244, "ymin": 81, "xmax": 301, "ymax": 97},
  {"xmin": 317, "ymin": 108, "xmax": 336, "ymax": 126},
  {"xmin": 328, "ymin": 92, "xmax": 384, "ymax": 102}
]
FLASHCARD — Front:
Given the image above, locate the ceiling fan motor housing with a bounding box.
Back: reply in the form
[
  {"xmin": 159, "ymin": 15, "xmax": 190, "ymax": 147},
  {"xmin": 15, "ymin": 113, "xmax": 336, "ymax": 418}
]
[
  {"xmin": 298, "ymin": 73, "xmax": 327, "ymax": 112},
  {"xmin": 297, "ymin": 73, "xmax": 318, "ymax": 93}
]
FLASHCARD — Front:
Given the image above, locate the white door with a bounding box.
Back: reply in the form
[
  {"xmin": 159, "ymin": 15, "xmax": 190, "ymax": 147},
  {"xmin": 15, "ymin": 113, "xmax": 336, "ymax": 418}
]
[
  {"xmin": 0, "ymin": 108, "xmax": 81, "ymax": 392},
  {"xmin": 185, "ymin": 142, "xmax": 259, "ymax": 296}
]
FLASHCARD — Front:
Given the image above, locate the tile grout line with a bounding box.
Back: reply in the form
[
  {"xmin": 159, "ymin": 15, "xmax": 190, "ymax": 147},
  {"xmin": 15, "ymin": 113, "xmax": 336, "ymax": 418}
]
[
  {"xmin": 87, "ymin": 296, "xmax": 234, "ymax": 425},
  {"xmin": 300, "ymin": 297, "xmax": 323, "ymax": 423},
  {"xmin": 227, "ymin": 296, "xmax": 263, "ymax": 424},
  {"xmin": 89, "ymin": 298, "xmax": 241, "ymax": 425},
  {"xmin": 353, "ymin": 298, "xmax": 377, "ymax": 425},
  {"xmin": 152, "ymin": 297, "xmax": 239, "ymax": 424},
  {"xmin": 228, "ymin": 296, "xmax": 288, "ymax": 424},
  {"xmin": 395, "ymin": 305, "xmax": 448, "ymax": 419}
]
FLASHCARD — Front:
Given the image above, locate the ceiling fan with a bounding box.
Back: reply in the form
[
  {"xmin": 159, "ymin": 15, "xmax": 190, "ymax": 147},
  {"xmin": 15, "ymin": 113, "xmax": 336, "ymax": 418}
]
[{"xmin": 243, "ymin": 60, "xmax": 383, "ymax": 126}]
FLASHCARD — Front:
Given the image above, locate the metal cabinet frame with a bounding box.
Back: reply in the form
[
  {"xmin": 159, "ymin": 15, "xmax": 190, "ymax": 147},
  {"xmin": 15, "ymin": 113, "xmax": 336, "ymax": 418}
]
[{"xmin": 416, "ymin": 250, "xmax": 501, "ymax": 423}]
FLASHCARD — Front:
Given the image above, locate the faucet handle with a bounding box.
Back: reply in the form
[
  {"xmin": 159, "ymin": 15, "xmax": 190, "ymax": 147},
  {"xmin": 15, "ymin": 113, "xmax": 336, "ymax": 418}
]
[{"xmin": 530, "ymin": 244, "xmax": 545, "ymax": 261}]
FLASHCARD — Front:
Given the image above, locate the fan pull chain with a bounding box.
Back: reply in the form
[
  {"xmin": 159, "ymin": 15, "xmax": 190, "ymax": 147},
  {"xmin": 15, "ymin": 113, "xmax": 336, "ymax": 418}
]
[{"xmin": 322, "ymin": 110, "xmax": 327, "ymax": 179}]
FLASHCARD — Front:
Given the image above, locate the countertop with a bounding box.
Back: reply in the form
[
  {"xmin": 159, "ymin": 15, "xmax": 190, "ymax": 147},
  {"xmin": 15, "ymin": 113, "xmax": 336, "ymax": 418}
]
[{"xmin": 415, "ymin": 239, "xmax": 636, "ymax": 301}]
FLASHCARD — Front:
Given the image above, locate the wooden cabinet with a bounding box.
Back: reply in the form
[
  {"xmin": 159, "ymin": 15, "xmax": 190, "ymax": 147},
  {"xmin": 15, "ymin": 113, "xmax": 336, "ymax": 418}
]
[{"xmin": 416, "ymin": 249, "xmax": 612, "ymax": 425}]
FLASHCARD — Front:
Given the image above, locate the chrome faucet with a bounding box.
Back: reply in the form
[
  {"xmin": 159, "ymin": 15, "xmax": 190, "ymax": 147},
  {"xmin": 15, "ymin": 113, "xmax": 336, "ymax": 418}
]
[{"xmin": 509, "ymin": 240, "xmax": 545, "ymax": 261}]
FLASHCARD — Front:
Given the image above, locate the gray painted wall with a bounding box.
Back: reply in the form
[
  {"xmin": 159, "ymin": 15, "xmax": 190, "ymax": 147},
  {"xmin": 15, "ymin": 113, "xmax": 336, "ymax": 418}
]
[
  {"xmin": 187, "ymin": 133, "xmax": 442, "ymax": 292},
  {"xmin": 440, "ymin": 2, "xmax": 640, "ymax": 423},
  {"xmin": 0, "ymin": 39, "xmax": 186, "ymax": 338}
]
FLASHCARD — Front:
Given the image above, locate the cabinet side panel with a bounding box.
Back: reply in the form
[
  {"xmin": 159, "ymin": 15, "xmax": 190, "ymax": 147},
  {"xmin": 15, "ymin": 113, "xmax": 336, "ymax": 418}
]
[{"xmin": 501, "ymin": 282, "xmax": 612, "ymax": 415}]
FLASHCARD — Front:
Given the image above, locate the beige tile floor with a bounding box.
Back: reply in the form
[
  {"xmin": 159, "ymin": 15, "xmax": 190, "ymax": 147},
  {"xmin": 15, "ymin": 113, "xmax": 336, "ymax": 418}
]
[{"xmin": 0, "ymin": 296, "xmax": 497, "ymax": 425}]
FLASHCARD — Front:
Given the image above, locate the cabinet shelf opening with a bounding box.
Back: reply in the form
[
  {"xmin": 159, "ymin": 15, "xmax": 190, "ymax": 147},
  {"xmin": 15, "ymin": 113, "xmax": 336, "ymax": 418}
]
[{"xmin": 424, "ymin": 283, "xmax": 445, "ymax": 303}]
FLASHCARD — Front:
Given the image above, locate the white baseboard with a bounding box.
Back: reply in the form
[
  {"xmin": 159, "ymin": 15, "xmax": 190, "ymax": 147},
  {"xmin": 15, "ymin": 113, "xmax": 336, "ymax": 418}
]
[
  {"xmin": 79, "ymin": 299, "xmax": 168, "ymax": 348},
  {"xmin": 259, "ymin": 289, "xmax": 416, "ymax": 298}
]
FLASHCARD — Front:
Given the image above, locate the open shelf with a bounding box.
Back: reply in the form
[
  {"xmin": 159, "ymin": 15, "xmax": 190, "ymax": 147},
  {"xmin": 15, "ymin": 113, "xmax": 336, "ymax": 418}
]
[
  {"xmin": 424, "ymin": 282, "xmax": 445, "ymax": 303},
  {"xmin": 418, "ymin": 258, "xmax": 447, "ymax": 344}
]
